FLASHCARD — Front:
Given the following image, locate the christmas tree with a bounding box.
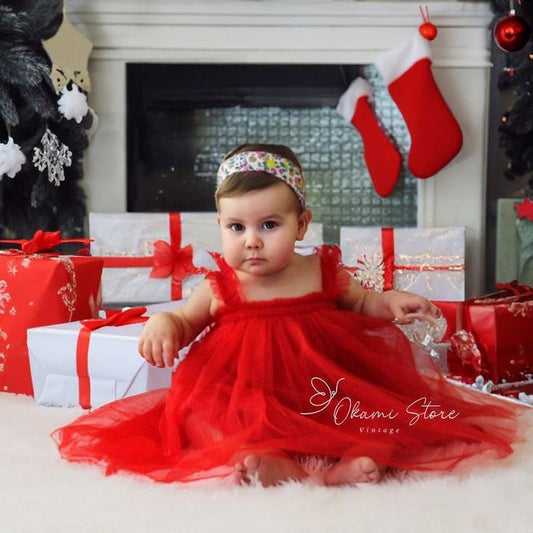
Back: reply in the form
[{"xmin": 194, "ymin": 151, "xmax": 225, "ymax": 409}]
[
  {"xmin": 490, "ymin": 0, "xmax": 533, "ymax": 187},
  {"xmin": 0, "ymin": 0, "xmax": 92, "ymax": 239}
]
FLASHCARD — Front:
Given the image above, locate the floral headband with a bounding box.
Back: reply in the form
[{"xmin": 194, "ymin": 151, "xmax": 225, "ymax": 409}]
[{"xmin": 216, "ymin": 150, "xmax": 306, "ymax": 207}]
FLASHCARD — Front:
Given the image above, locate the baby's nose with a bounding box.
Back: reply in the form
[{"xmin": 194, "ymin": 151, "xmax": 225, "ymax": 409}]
[{"xmin": 245, "ymin": 231, "xmax": 262, "ymax": 249}]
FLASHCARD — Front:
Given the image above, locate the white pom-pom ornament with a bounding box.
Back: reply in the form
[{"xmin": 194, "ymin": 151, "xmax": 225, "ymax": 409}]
[
  {"xmin": 58, "ymin": 84, "xmax": 89, "ymax": 123},
  {"xmin": 0, "ymin": 136, "xmax": 26, "ymax": 179}
]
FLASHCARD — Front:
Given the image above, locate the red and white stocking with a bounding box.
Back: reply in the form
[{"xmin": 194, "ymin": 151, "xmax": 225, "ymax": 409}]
[
  {"xmin": 336, "ymin": 77, "xmax": 401, "ymax": 197},
  {"xmin": 375, "ymin": 33, "xmax": 463, "ymax": 178}
]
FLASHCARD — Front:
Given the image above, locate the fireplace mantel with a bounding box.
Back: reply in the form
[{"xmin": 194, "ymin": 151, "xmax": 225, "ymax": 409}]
[{"xmin": 69, "ymin": 0, "xmax": 493, "ymax": 296}]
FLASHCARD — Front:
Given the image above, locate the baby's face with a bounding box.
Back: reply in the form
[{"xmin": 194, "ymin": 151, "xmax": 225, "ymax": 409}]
[{"xmin": 217, "ymin": 182, "xmax": 309, "ymax": 277}]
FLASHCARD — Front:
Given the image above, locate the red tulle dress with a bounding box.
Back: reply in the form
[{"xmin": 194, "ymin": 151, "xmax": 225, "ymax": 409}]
[{"xmin": 52, "ymin": 246, "xmax": 529, "ymax": 483}]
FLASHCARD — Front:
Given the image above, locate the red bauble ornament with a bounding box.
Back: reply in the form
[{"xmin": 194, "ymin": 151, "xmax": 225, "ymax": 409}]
[
  {"xmin": 419, "ymin": 22, "xmax": 438, "ymax": 41},
  {"xmin": 418, "ymin": 6, "xmax": 438, "ymax": 41},
  {"xmin": 494, "ymin": 14, "xmax": 531, "ymax": 52}
]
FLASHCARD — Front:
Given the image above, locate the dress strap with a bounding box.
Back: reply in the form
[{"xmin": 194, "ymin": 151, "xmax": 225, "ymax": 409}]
[
  {"xmin": 205, "ymin": 253, "xmax": 244, "ymax": 306},
  {"xmin": 318, "ymin": 244, "xmax": 349, "ymax": 299}
]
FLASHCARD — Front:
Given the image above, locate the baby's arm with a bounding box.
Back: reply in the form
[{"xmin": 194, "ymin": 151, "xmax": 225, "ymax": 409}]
[
  {"xmin": 338, "ymin": 270, "xmax": 440, "ymax": 323},
  {"xmin": 138, "ymin": 280, "xmax": 214, "ymax": 367}
]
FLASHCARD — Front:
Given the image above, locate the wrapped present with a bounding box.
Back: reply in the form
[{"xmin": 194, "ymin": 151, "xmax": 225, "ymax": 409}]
[
  {"xmin": 446, "ymin": 282, "xmax": 533, "ymax": 384},
  {"xmin": 90, "ymin": 212, "xmax": 323, "ymax": 305},
  {"xmin": 496, "ymin": 198, "xmax": 533, "ymax": 286},
  {"xmin": 0, "ymin": 242, "xmax": 103, "ymax": 396},
  {"xmin": 340, "ymin": 226, "xmax": 465, "ymax": 301},
  {"xmin": 27, "ymin": 302, "xmax": 180, "ymax": 409},
  {"xmin": 0, "ymin": 229, "xmax": 92, "ymax": 255}
]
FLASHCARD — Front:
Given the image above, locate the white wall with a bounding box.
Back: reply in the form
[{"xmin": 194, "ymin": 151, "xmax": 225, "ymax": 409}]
[{"xmin": 69, "ymin": 0, "xmax": 493, "ymax": 296}]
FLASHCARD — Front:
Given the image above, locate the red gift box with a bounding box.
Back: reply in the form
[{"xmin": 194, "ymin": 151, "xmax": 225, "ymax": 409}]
[
  {"xmin": 0, "ymin": 249, "xmax": 103, "ymax": 395},
  {"xmin": 438, "ymin": 283, "xmax": 533, "ymax": 384}
]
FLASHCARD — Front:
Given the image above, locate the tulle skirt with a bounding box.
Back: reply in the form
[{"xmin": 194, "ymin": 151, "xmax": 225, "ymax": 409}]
[{"xmin": 52, "ymin": 295, "xmax": 529, "ymax": 483}]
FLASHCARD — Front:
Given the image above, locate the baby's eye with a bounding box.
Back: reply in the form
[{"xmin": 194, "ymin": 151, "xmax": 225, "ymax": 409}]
[
  {"xmin": 229, "ymin": 223, "xmax": 244, "ymax": 232},
  {"xmin": 262, "ymin": 220, "xmax": 278, "ymax": 230}
]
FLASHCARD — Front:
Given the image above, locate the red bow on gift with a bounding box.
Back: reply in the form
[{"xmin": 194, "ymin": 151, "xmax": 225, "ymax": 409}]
[
  {"xmin": 150, "ymin": 241, "xmax": 206, "ymax": 299},
  {"xmin": 0, "ymin": 230, "xmax": 92, "ymax": 254},
  {"xmin": 81, "ymin": 306, "xmax": 149, "ymax": 331}
]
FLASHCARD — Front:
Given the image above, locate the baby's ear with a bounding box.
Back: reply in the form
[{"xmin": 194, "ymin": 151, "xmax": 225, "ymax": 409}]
[{"xmin": 296, "ymin": 209, "xmax": 313, "ymax": 240}]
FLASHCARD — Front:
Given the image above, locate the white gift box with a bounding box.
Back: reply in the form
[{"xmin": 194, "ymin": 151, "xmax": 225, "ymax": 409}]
[
  {"xmin": 27, "ymin": 301, "xmax": 181, "ymax": 409},
  {"xmin": 90, "ymin": 212, "xmax": 323, "ymax": 305},
  {"xmin": 340, "ymin": 227, "xmax": 465, "ymax": 301}
]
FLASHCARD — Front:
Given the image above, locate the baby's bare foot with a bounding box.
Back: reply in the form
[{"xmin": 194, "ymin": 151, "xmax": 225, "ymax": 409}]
[
  {"xmin": 234, "ymin": 454, "xmax": 307, "ymax": 487},
  {"xmin": 324, "ymin": 456, "xmax": 384, "ymax": 486}
]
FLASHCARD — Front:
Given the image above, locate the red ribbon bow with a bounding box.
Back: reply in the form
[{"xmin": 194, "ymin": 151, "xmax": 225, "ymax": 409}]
[
  {"xmin": 76, "ymin": 306, "xmax": 149, "ymax": 409},
  {"xmin": 0, "ymin": 230, "xmax": 92, "ymax": 254},
  {"xmin": 81, "ymin": 306, "xmax": 149, "ymax": 331},
  {"xmin": 150, "ymin": 241, "xmax": 206, "ymax": 299}
]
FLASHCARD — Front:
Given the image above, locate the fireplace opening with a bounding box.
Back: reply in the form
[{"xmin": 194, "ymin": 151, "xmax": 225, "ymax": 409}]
[{"xmin": 126, "ymin": 63, "xmax": 417, "ymax": 243}]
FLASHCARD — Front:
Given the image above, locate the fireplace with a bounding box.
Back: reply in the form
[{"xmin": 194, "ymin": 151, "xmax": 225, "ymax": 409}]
[
  {"xmin": 125, "ymin": 62, "xmax": 417, "ymax": 243},
  {"xmin": 71, "ymin": 0, "xmax": 492, "ymax": 296}
]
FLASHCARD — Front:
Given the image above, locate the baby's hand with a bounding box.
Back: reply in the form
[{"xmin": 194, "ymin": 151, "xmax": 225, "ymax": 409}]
[
  {"xmin": 386, "ymin": 291, "xmax": 441, "ymax": 325},
  {"xmin": 138, "ymin": 312, "xmax": 183, "ymax": 368}
]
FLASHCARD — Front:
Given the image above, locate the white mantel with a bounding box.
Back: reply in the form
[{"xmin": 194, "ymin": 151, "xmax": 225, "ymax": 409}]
[{"xmin": 69, "ymin": 0, "xmax": 493, "ymax": 297}]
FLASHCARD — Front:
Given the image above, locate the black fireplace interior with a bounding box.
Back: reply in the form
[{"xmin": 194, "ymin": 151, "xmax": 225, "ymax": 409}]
[{"xmin": 126, "ymin": 63, "xmax": 359, "ymax": 213}]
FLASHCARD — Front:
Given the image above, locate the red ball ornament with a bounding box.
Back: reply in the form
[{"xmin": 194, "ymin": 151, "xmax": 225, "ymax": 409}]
[
  {"xmin": 418, "ymin": 6, "xmax": 438, "ymax": 41},
  {"xmin": 494, "ymin": 14, "xmax": 531, "ymax": 52},
  {"xmin": 419, "ymin": 22, "xmax": 438, "ymax": 41}
]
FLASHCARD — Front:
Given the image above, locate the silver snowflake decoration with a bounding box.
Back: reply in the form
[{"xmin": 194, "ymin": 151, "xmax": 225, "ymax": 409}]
[
  {"xmin": 353, "ymin": 253, "xmax": 385, "ymax": 292},
  {"xmin": 32, "ymin": 127, "xmax": 72, "ymax": 186}
]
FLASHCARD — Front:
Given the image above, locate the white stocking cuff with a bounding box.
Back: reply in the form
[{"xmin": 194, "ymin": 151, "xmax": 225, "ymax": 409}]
[
  {"xmin": 375, "ymin": 33, "xmax": 431, "ymax": 86},
  {"xmin": 336, "ymin": 77, "xmax": 373, "ymax": 122}
]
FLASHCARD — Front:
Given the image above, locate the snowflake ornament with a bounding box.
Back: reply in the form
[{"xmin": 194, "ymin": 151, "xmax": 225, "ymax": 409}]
[
  {"xmin": 0, "ymin": 136, "xmax": 26, "ymax": 180},
  {"xmin": 353, "ymin": 253, "xmax": 385, "ymax": 292},
  {"xmin": 32, "ymin": 127, "xmax": 72, "ymax": 186},
  {"xmin": 58, "ymin": 83, "xmax": 89, "ymax": 123}
]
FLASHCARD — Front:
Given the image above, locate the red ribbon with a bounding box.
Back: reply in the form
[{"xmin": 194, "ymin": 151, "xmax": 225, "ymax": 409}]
[
  {"xmin": 381, "ymin": 228, "xmax": 395, "ymax": 291},
  {"xmin": 494, "ymin": 281, "xmax": 533, "ymax": 296},
  {"xmin": 0, "ymin": 230, "xmax": 92, "ymax": 254},
  {"xmin": 100, "ymin": 213, "xmax": 206, "ymax": 300},
  {"xmin": 76, "ymin": 306, "xmax": 149, "ymax": 409}
]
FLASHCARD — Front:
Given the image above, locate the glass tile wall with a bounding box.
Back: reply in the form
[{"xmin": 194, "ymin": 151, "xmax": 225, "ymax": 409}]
[{"xmin": 191, "ymin": 64, "xmax": 416, "ymax": 243}]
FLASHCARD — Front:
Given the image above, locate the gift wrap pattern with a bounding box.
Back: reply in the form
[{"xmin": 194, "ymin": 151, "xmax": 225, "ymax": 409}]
[
  {"xmin": 90, "ymin": 212, "xmax": 323, "ymax": 305},
  {"xmin": 340, "ymin": 227, "xmax": 465, "ymax": 301},
  {"xmin": 27, "ymin": 301, "xmax": 181, "ymax": 409},
  {"xmin": 0, "ymin": 252, "xmax": 103, "ymax": 395}
]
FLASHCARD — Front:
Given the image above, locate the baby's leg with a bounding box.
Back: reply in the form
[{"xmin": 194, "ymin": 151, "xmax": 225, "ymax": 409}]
[
  {"xmin": 234, "ymin": 452, "xmax": 307, "ymax": 487},
  {"xmin": 324, "ymin": 456, "xmax": 384, "ymax": 486}
]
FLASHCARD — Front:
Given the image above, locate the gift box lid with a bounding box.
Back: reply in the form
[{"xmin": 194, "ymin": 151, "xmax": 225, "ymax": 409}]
[{"xmin": 27, "ymin": 321, "xmax": 149, "ymax": 381}]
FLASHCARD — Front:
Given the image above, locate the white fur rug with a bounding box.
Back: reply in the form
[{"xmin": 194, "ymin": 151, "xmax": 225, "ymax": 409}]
[{"xmin": 1, "ymin": 392, "xmax": 533, "ymax": 533}]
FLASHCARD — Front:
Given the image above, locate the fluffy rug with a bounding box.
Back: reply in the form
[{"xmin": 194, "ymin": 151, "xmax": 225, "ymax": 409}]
[{"xmin": 1, "ymin": 392, "xmax": 533, "ymax": 533}]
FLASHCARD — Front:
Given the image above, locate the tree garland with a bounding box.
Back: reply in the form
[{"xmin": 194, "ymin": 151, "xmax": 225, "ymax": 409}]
[{"xmin": 0, "ymin": 0, "xmax": 91, "ymax": 239}]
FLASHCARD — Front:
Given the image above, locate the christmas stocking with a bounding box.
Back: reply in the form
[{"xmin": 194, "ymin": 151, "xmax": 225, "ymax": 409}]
[
  {"xmin": 375, "ymin": 33, "xmax": 463, "ymax": 178},
  {"xmin": 336, "ymin": 77, "xmax": 401, "ymax": 197}
]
